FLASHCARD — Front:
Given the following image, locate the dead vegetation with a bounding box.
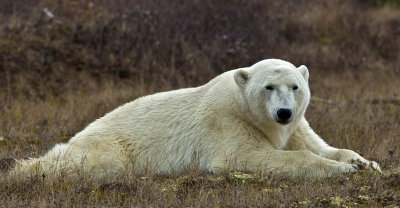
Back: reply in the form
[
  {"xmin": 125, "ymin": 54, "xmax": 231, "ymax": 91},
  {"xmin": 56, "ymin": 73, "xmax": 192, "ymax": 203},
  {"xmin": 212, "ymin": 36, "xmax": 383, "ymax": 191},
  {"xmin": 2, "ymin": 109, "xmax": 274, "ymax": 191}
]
[{"xmin": 0, "ymin": 0, "xmax": 399, "ymax": 206}]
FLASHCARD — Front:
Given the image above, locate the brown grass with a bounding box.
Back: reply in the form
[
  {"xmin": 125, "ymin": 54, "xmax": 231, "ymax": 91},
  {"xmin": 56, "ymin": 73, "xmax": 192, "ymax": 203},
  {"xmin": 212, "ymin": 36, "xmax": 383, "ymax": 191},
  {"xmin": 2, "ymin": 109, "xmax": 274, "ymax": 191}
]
[{"xmin": 0, "ymin": 0, "xmax": 399, "ymax": 206}]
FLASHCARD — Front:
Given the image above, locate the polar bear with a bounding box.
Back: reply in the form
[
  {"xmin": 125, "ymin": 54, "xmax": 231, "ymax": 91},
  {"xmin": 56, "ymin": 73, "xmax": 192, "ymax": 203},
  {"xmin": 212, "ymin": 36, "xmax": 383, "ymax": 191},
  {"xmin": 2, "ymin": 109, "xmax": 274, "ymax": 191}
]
[{"xmin": 11, "ymin": 59, "xmax": 381, "ymax": 179}]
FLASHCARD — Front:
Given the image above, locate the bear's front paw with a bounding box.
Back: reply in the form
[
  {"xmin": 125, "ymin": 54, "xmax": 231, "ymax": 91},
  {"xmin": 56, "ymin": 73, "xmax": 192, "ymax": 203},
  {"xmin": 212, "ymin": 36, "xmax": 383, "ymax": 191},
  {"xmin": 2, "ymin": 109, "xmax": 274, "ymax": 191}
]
[
  {"xmin": 342, "ymin": 162, "xmax": 360, "ymax": 173},
  {"xmin": 350, "ymin": 158, "xmax": 382, "ymax": 174},
  {"xmin": 335, "ymin": 149, "xmax": 382, "ymax": 174}
]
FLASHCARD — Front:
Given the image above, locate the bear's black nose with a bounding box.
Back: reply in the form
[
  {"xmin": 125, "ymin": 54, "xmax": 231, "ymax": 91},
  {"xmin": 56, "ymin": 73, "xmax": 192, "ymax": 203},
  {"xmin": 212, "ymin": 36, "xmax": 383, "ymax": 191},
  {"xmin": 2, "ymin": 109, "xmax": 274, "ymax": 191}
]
[{"xmin": 277, "ymin": 108, "xmax": 292, "ymax": 121}]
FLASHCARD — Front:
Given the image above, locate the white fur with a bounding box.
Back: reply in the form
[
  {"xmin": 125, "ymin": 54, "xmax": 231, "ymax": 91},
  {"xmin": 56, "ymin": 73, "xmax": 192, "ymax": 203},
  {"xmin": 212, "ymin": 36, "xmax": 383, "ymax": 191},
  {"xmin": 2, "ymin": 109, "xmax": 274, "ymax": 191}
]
[{"xmin": 11, "ymin": 59, "xmax": 381, "ymax": 179}]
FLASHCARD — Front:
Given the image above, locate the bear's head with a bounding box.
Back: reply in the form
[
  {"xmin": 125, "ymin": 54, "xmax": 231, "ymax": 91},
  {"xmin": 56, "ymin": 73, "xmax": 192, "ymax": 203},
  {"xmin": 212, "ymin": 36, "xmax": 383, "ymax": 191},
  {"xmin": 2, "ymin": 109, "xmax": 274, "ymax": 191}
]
[{"xmin": 234, "ymin": 59, "xmax": 311, "ymax": 127}]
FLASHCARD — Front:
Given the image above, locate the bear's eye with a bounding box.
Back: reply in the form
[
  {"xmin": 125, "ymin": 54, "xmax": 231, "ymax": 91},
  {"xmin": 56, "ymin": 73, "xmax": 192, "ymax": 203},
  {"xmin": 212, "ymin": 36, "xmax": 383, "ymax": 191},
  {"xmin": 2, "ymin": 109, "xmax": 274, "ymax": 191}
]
[
  {"xmin": 293, "ymin": 86, "xmax": 298, "ymax": 91},
  {"xmin": 265, "ymin": 85, "xmax": 274, "ymax": 91}
]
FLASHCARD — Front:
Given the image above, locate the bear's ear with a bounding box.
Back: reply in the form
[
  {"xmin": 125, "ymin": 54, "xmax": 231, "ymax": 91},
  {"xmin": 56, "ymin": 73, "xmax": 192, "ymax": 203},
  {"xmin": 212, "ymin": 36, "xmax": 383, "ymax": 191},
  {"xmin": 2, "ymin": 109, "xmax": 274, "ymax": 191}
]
[
  {"xmin": 298, "ymin": 65, "xmax": 309, "ymax": 83},
  {"xmin": 234, "ymin": 69, "xmax": 250, "ymax": 88}
]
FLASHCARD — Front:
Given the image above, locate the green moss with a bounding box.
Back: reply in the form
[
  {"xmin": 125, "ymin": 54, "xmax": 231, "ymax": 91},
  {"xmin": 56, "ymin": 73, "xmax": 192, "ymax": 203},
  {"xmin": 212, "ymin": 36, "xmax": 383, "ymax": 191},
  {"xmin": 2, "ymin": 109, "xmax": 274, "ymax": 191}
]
[
  {"xmin": 230, "ymin": 171, "xmax": 253, "ymax": 180},
  {"xmin": 58, "ymin": 135, "xmax": 72, "ymax": 143},
  {"xmin": 0, "ymin": 137, "xmax": 6, "ymax": 145}
]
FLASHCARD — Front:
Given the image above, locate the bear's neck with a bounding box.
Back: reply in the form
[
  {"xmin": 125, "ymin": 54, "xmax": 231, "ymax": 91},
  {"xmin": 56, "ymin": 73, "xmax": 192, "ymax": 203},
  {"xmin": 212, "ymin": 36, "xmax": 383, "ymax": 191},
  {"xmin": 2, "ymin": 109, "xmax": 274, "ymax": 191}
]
[
  {"xmin": 260, "ymin": 116, "xmax": 304, "ymax": 149},
  {"xmin": 262, "ymin": 124, "xmax": 292, "ymax": 149}
]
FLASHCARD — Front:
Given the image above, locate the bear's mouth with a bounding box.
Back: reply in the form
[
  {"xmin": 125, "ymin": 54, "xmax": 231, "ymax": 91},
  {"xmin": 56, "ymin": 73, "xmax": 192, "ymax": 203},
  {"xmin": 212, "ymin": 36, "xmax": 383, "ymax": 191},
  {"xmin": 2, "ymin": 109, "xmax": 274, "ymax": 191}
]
[{"xmin": 276, "ymin": 120, "xmax": 291, "ymax": 125}]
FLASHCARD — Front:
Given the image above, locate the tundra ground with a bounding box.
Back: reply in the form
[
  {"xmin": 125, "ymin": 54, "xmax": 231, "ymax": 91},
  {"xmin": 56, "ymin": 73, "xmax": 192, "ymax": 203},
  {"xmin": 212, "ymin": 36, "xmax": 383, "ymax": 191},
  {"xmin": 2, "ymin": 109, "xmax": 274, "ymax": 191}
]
[{"xmin": 0, "ymin": 0, "xmax": 399, "ymax": 206}]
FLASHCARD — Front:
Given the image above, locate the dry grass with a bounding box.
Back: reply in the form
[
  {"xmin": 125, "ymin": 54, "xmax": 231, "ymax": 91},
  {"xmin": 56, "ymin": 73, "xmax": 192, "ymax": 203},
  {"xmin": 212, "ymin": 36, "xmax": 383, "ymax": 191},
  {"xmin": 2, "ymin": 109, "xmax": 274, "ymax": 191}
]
[{"xmin": 0, "ymin": 0, "xmax": 399, "ymax": 206}]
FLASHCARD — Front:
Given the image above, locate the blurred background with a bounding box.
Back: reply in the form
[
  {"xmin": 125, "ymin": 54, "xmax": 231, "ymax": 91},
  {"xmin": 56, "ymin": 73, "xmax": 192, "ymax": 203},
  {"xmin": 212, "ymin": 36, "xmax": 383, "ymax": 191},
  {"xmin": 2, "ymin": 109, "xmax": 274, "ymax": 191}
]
[{"xmin": 0, "ymin": 0, "xmax": 399, "ymax": 160}]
